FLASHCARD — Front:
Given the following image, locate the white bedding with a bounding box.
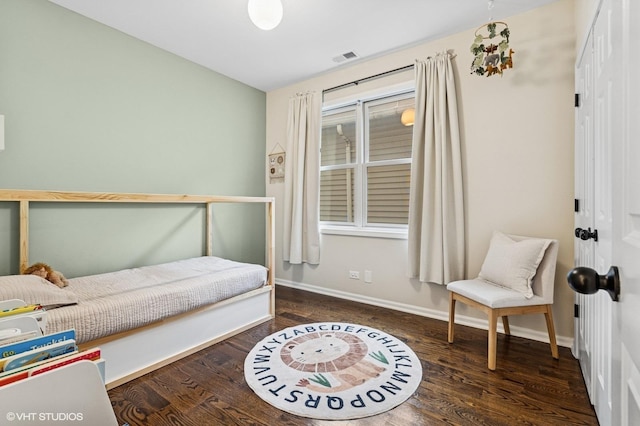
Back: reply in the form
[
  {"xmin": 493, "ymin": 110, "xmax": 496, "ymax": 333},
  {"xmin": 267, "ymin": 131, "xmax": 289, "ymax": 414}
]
[{"xmin": 46, "ymin": 256, "xmax": 267, "ymax": 343}]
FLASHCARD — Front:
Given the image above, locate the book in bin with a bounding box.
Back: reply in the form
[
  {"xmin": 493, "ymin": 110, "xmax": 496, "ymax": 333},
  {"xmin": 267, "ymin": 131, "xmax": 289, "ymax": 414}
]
[
  {"xmin": 0, "ymin": 347, "xmax": 102, "ymax": 387},
  {"xmin": 0, "ymin": 338, "xmax": 77, "ymax": 373},
  {"xmin": 0, "ymin": 304, "xmax": 43, "ymax": 318},
  {"xmin": 0, "ymin": 329, "xmax": 75, "ymax": 361}
]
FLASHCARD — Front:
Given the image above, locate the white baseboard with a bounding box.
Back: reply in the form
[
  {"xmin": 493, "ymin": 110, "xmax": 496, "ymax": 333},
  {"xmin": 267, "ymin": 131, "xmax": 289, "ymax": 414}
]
[{"xmin": 276, "ymin": 279, "xmax": 573, "ymax": 349}]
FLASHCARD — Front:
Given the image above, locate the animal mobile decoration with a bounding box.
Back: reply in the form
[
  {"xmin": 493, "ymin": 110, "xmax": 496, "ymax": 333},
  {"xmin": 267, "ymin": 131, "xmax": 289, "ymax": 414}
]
[{"xmin": 470, "ymin": 21, "xmax": 514, "ymax": 77}]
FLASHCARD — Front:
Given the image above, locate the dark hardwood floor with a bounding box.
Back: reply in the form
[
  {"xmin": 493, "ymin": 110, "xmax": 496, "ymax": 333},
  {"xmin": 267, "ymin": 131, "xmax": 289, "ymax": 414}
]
[{"xmin": 108, "ymin": 286, "xmax": 597, "ymax": 425}]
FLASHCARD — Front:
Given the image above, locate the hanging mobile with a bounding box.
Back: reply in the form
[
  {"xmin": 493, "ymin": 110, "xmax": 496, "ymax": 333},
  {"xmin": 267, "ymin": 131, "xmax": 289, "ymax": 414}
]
[{"xmin": 470, "ymin": 0, "xmax": 514, "ymax": 77}]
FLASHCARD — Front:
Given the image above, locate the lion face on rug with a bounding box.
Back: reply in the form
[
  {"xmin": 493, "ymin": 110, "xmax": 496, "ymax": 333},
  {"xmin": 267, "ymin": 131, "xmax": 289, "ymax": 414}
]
[
  {"xmin": 284, "ymin": 333, "xmax": 352, "ymax": 365},
  {"xmin": 281, "ymin": 332, "xmax": 386, "ymax": 392},
  {"xmin": 23, "ymin": 262, "xmax": 69, "ymax": 288}
]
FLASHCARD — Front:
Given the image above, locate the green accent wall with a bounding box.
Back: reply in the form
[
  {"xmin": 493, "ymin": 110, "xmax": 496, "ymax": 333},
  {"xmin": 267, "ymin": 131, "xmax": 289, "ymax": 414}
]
[{"xmin": 0, "ymin": 0, "xmax": 267, "ymax": 276}]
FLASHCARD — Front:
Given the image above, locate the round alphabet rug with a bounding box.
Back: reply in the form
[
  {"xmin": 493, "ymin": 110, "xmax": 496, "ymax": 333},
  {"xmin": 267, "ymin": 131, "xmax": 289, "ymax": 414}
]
[{"xmin": 244, "ymin": 322, "xmax": 422, "ymax": 420}]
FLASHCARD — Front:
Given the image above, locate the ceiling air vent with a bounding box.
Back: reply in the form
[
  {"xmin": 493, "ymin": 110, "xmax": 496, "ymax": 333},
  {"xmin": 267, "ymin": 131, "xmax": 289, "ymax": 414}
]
[{"xmin": 332, "ymin": 51, "xmax": 359, "ymax": 63}]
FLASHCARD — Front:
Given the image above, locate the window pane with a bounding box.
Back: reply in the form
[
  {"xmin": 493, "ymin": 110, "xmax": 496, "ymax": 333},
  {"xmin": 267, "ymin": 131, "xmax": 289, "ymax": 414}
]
[
  {"xmin": 368, "ymin": 97, "xmax": 413, "ymax": 162},
  {"xmin": 321, "ymin": 109, "xmax": 356, "ymax": 166},
  {"xmin": 320, "ymin": 168, "xmax": 355, "ymax": 223},
  {"xmin": 367, "ymin": 163, "xmax": 411, "ymax": 225}
]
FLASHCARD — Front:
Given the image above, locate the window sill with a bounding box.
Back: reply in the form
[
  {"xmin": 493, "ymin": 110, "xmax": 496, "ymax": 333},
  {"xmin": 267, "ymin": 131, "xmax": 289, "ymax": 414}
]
[{"xmin": 320, "ymin": 225, "xmax": 408, "ymax": 240}]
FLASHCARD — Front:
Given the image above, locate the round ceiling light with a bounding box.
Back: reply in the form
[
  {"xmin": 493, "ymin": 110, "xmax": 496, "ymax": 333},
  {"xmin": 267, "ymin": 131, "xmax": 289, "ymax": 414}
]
[{"xmin": 248, "ymin": 0, "xmax": 283, "ymax": 31}]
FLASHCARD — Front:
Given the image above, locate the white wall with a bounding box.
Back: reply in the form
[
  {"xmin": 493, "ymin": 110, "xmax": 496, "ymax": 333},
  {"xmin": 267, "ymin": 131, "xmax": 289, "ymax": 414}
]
[
  {"xmin": 266, "ymin": 0, "xmax": 576, "ymax": 344},
  {"xmin": 0, "ymin": 0, "xmax": 267, "ymax": 277}
]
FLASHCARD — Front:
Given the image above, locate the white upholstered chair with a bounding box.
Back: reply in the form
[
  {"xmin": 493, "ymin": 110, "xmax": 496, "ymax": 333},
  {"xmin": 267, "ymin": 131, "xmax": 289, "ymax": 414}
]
[{"xmin": 446, "ymin": 232, "xmax": 559, "ymax": 370}]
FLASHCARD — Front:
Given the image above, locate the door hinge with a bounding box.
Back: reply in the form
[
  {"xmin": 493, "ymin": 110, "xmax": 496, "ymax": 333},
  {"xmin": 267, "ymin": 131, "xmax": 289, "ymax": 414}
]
[
  {"xmin": 575, "ymin": 93, "xmax": 580, "ymax": 107},
  {"xmin": 574, "ymin": 199, "xmax": 579, "ymax": 212},
  {"xmin": 574, "ymin": 304, "xmax": 579, "ymax": 318}
]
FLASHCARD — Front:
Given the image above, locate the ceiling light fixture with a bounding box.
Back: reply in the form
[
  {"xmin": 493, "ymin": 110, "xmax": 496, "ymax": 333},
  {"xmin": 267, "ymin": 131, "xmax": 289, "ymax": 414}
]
[{"xmin": 248, "ymin": 0, "xmax": 283, "ymax": 31}]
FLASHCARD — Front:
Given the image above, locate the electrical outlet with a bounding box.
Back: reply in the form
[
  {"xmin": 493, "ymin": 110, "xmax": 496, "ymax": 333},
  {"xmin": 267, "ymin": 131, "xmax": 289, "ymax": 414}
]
[
  {"xmin": 364, "ymin": 270, "xmax": 372, "ymax": 283},
  {"xmin": 349, "ymin": 270, "xmax": 360, "ymax": 279}
]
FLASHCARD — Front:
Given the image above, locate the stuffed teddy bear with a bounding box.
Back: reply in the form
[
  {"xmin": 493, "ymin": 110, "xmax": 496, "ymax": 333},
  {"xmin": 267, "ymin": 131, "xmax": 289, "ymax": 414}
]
[{"xmin": 23, "ymin": 262, "xmax": 69, "ymax": 288}]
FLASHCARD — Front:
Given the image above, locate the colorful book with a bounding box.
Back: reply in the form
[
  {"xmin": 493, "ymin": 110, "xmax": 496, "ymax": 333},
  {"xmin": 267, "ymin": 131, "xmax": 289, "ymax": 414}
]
[
  {"xmin": 0, "ymin": 304, "xmax": 43, "ymax": 318},
  {"xmin": 0, "ymin": 329, "xmax": 75, "ymax": 360},
  {"xmin": 0, "ymin": 354, "xmax": 103, "ymax": 388},
  {"xmin": 0, "ymin": 339, "xmax": 77, "ymax": 373},
  {"xmin": 0, "ymin": 347, "xmax": 79, "ymax": 379},
  {"xmin": 0, "ymin": 370, "xmax": 29, "ymax": 387},
  {"xmin": 29, "ymin": 347, "xmax": 101, "ymax": 377}
]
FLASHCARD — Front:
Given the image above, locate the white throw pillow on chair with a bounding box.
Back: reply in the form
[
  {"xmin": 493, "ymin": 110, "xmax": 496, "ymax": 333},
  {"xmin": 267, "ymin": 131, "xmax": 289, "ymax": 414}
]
[{"xmin": 478, "ymin": 231, "xmax": 552, "ymax": 299}]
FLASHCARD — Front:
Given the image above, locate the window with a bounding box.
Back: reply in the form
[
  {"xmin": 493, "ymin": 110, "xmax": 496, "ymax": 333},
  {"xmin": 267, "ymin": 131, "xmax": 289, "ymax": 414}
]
[{"xmin": 320, "ymin": 91, "xmax": 414, "ymax": 237}]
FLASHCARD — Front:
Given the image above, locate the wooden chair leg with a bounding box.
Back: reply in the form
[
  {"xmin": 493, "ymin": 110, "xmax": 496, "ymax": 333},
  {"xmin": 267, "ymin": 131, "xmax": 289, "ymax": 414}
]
[
  {"xmin": 544, "ymin": 305, "xmax": 559, "ymax": 360},
  {"xmin": 501, "ymin": 316, "xmax": 511, "ymax": 335},
  {"xmin": 488, "ymin": 310, "xmax": 498, "ymax": 370},
  {"xmin": 448, "ymin": 292, "xmax": 456, "ymax": 343}
]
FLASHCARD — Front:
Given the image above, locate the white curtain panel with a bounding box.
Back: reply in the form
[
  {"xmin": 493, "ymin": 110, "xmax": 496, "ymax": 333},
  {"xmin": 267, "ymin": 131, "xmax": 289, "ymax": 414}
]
[
  {"xmin": 408, "ymin": 54, "xmax": 465, "ymax": 284},
  {"xmin": 282, "ymin": 91, "xmax": 321, "ymax": 265}
]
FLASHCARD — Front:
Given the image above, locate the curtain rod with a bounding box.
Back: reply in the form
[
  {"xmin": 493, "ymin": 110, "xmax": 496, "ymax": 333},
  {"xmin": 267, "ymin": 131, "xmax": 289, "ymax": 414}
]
[{"xmin": 322, "ymin": 64, "xmax": 414, "ymax": 96}]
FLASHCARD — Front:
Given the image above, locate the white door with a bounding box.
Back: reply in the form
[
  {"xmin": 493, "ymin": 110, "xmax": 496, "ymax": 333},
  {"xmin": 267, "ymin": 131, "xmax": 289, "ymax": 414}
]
[
  {"xmin": 575, "ymin": 2, "xmax": 616, "ymax": 423},
  {"xmin": 574, "ymin": 24, "xmax": 595, "ymax": 401},
  {"xmin": 615, "ymin": 1, "xmax": 640, "ymax": 424},
  {"xmin": 574, "ymin": 1, "xmax": 640, "ymax": 425},
  {"xmin": 592, "ymin": 0, "xmax": 616, "ymax": 422}
]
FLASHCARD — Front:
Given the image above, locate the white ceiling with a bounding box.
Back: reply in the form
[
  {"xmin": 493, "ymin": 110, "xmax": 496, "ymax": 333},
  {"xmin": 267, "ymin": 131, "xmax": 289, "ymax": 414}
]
[{"xmin": 48, "ymin": 0, "xmax": 560, "ymax": 92}]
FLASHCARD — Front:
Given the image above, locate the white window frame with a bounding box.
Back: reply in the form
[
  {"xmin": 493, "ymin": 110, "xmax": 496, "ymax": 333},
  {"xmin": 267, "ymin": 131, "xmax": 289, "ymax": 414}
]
[{"xmin": 320, "ymin": 84, "xmax": 414, "ymax": 239}]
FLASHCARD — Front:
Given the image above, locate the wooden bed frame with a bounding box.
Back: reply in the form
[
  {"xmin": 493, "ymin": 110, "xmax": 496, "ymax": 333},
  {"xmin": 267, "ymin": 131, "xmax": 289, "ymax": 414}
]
[{"xmin": 0, "ymin": 189, "xmax": 275, "ymax": 389}]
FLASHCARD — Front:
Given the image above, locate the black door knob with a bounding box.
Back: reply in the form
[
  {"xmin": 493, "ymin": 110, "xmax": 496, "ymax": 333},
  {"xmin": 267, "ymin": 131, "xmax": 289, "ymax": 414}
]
[{"xmin": 566, "ymin": 266, "xmax": 620, "ymax": 302}]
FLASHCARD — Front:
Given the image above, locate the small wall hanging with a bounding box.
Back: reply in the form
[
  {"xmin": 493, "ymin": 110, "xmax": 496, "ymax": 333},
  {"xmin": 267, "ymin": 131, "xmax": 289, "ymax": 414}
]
[
  {"xmin": 470, "ymin": 1, "xmax": 514, "ymax": 77},
  {"xmin": 268, "ymin": 143, "xmax": 286, "ymax": 181}
]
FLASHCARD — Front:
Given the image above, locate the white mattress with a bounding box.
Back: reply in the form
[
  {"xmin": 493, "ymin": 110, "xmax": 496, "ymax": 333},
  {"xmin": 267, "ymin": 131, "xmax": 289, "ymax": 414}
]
[{"xmin": 46, "ymin": 256, "xmax": 267, "ymax": 343}]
